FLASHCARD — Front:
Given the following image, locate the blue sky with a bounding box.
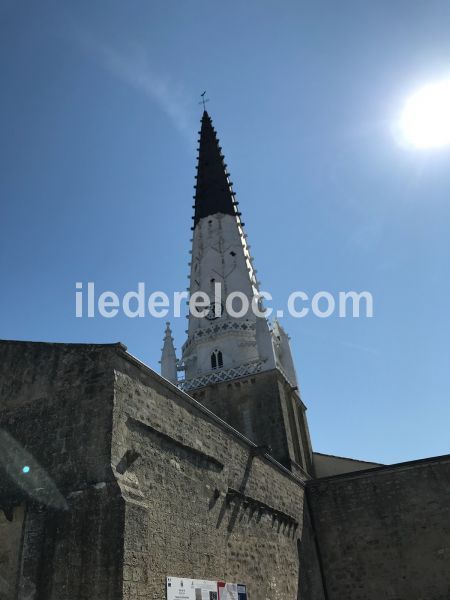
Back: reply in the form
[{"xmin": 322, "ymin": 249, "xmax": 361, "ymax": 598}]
[{"xmin": 1, "ymin": 0, "xmax": 449, "ymax": 464}]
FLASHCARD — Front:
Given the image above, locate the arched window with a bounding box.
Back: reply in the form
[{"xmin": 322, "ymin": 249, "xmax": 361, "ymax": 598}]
[{"xmin": 211, "ymin": 350, "xmax": 223, "ymax": 370}]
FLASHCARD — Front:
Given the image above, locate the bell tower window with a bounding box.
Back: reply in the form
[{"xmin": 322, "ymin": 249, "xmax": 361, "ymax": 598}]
[{"xmin": 211, "ymin": 350, "xmax": 223, "ymax": 370}]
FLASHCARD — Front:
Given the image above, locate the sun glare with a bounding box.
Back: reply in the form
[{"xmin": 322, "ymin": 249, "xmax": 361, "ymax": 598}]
[{"xmin": 400, "ymin": 80, "xmax": 450, "ymax": 149}]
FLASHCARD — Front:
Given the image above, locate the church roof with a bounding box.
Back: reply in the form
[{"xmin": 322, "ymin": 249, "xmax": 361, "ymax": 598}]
[{"xmin": 193, "ymin": 111, "xmax": 237, "ymax": 226}]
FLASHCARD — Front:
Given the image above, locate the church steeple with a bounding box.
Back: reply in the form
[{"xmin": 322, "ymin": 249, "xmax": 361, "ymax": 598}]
[
  {"xmin": 159, "ymin": 109, "xmax": 314, "ymax": 475},
  {"xmin": 180, "ymin": 110, "xmax": 269, "ymax": 385}
]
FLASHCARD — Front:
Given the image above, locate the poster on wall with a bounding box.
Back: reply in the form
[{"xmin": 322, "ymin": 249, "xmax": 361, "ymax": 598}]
[
  {"xmin": 193, "ymin": 580, "xmax": 219, "ymax": 600},
  {"xmin": 166, "ymin": 577, "xmax": 218, "ymax": 600},
  {"xmin": 217, "ymin": 582, "xmax": 239, "ymax": 600}
]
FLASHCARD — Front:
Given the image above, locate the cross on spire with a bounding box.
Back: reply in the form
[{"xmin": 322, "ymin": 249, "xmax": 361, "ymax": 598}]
[{"xmin": 199, "ymin": 91, "xmax": 209, "ymax": 110}]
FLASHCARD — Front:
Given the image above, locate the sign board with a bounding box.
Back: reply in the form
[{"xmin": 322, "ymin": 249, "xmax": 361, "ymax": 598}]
[
  {"xmin": 218, "ymin": 582, "xmax": 239, "ymax": 600},
  {"xmin": 237, "ymin": 584, "xmax": 248, "ymax": 600},
  {"xmin": 167, "ymin": 577, "xmax": 218, "ymax": 600}
]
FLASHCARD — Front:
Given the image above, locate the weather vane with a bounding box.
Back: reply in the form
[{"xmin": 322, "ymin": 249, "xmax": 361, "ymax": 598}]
[{"xmin": 199, "ymin": 91, "xmax": 210, "ymax": 110}]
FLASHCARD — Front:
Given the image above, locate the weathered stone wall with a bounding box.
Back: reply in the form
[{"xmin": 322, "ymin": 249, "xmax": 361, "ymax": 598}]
[
  {"xmin": 14, "ymin": 487, "xmax": 124, "ymax": 600},
  {"xmin": 0, "ymin": 341, "xmax": 125, "ymax": 600},
  {"xmin": 111, "ymin": 351, "xmax": 324, "ymax": 600},
  {"xmin": 0, "ymin": 341, "xmax": 325, "ymax": 600},
  {"xmin": 191, "ymin": 371, "xmax": 288, "ymax": 461},
  {"xmin": 190, "ymin": 370, "xmax": 313, "ymax": 475},
  {"xmin": 0, "ymin": 504, "xmax": 24, "ymax": 600},
  {"xmin": 307, "ymin": 456, "xmax": 450, "ymax": 600},
  {"xmin": 0, "ymin": 341, "xmax": 117, "ymax": 493},
  {"xmin": 2, "ymin": 341, "xmax": 449, "ymax": 600}
]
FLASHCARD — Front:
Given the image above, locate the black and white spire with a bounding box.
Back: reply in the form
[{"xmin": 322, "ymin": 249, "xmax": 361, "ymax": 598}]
[
  {"xmin": 160, "ymin": 110, "xmax": 299, "ymax": 391},
  {"xmin": 180, "ymin": 111, "xmax": 274, "ymax": 384}
]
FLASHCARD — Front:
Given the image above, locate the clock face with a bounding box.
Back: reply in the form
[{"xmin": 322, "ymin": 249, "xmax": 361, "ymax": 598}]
[{"xmin": 206, "ymin": 301, "xmax": 224, "ymax": 320}]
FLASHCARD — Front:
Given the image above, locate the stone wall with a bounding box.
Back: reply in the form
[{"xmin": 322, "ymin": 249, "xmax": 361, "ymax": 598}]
[
  {"xmin": 0, "ymin": 504, "xmax": 24, "ymax": 600},
  {"xmin": 0, "ymin": 341, "xmax": 325, "ymax": 600},
  {"xmin": 190, "ymin": 369, "xmax": 313, "ymax": 476},
  {"xmin": 111, "ymin": 350, "xmax": 324, "ymax": 600},
  {"xmin": 307, "ymin": 455, "xmax": 450, "ymax": 600},
  {"xmin": 3, "ymin": 340, "xmax": 449, "ymax": 600},
  {"xmin": 0, "ymin": 341, "xmax": 125, "ymax": 600}
]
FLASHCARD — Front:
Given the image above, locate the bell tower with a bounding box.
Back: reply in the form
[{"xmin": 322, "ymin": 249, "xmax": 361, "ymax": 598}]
[{"xmin": 161, "ymin": 110, "xmax": 314, "ymax": 476}]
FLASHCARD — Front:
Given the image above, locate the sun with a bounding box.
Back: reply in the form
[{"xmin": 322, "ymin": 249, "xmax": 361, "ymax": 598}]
[{"xmin": 400, "ymin": 79, "xmax": 450, "ymax": 149}]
